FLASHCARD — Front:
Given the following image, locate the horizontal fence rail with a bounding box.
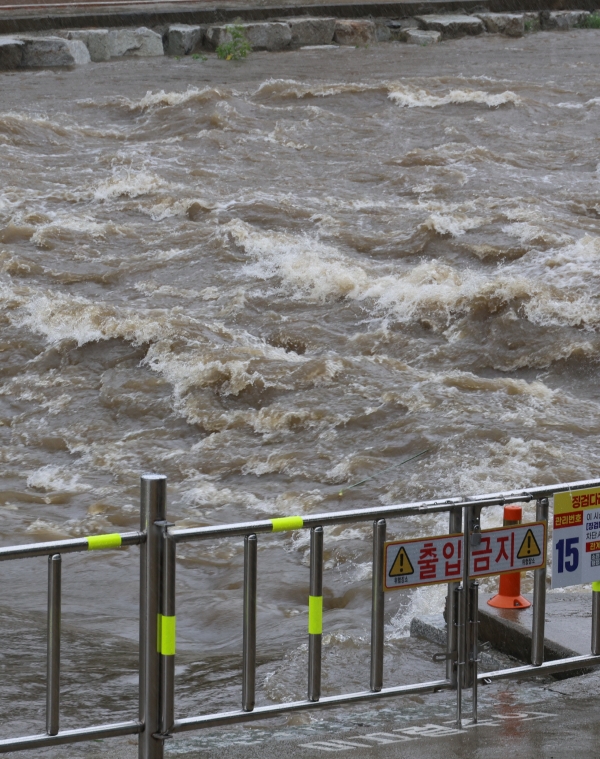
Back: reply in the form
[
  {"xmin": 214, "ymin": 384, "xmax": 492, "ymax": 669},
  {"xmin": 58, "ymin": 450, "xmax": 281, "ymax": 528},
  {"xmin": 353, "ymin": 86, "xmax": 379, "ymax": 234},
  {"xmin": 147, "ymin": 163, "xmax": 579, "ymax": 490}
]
[{"xmin": 0, "ymin": 475, "xmax": 599, "ymax": 755}]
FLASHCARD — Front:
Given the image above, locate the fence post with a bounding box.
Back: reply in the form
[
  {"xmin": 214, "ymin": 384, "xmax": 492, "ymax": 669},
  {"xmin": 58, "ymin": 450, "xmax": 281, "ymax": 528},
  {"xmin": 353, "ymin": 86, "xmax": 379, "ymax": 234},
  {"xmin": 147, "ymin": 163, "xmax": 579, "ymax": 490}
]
[
  {"xmin": 532, "ymin": 498, "xmax": 549, "ymax": 665},
  {"xmin": 446, "ymin": 508, "xmax": 462, "ymax": 686},
  {"xmin": 456, "ymin": 504, "xmax": 472, "ymax": 728},
  {"xmin": 139, "ymin": 474, "xmax": 166, "ymax": 759},
  {"xmin": 46, "ymin": 554, "xmax": 61, "ymax": 736},
  {"xmin": 466, "ymin": 506, "xmax": 481, "ymax": 689},
  {"xmin": 308, "ymin": 526, "xmax": 323, "ymax": 702},
  {"xmin": 469, "ymin": 581, "xmax": 479, "ymax": 723},
  {"xmin": 242, "ymin": 534, "xmax": 257, "ymax": 711},
  {"xmin": 370, "ymin": 519, "xmax": 386, "ymax": 693},
  {"xmin": 160, "ymin": 528, "xmax": 176, "ymax": 734}
]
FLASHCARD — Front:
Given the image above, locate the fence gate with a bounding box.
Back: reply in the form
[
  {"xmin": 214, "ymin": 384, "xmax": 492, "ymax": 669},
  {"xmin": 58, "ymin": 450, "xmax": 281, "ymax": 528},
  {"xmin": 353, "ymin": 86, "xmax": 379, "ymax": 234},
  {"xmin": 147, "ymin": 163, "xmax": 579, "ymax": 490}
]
[{"xmin": 1, "ymin": 474, "xmax": 600, "ymax": 756}]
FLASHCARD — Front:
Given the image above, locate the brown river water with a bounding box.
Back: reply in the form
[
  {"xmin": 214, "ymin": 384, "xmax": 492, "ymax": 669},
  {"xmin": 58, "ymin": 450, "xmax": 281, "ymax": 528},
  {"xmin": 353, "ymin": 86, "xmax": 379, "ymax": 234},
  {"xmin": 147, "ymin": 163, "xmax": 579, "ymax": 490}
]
[{"xmin": 1, "ymin": 30, "xmax": 599, "ymax": 756}]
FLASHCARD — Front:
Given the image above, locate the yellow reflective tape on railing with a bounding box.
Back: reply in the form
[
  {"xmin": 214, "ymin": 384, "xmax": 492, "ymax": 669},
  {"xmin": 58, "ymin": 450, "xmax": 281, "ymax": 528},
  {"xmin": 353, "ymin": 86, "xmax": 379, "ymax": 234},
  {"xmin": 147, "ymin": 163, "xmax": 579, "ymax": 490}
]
[
  {"xmin": 157, "ymin": 614, "xmax": 176, "ymax": 656},
  {"xmin": 308, "ymin": 595, "xmax": 323, "ymax": 635},
  {"xmin": 87, "ymin": 534, "xmax": 122, "ymax": 551},
  {"xmin": 593, "ymin": 582, "xmax": 600, "ymax": 592},
  {"xmin": 271, "ymin": 516, "xmax": 304, "ymax": 532}
]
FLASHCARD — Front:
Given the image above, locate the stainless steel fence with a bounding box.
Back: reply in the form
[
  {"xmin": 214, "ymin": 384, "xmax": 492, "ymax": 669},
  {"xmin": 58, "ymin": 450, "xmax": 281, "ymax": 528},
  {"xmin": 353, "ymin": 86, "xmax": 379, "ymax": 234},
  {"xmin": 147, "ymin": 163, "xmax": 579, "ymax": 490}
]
[{"xmin": 2, "ymin": 473, "xmax": 600, "ymax": 756}]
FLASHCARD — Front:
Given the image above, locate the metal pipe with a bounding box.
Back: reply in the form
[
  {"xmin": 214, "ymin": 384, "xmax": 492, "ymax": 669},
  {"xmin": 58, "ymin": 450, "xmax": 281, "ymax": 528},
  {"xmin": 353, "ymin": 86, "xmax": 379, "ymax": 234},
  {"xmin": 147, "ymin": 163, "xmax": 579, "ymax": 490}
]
[
  {"xmin": 139, "ymin": 474, "xmax": 166, "ymax": 759},
  {"xmin": 457, "ymin": 504, "xmax": 472, "ymax": 727},
  {"xmin": 479, "ymin": 653, "xmax": 600, "ymax": 682},
  {"xmin": 0, "ymin": 532, "xmax": 142, "ymax": 562},
  {"xmin": 465, "ymin": 506, "xmax": 481, "ymax": 688},
  {"xmin": 532, "ymin": 497, "xmax": 549, "ymax": 666},
  {"xmin": 0, "ymin": 721, "xmax": 142, "ymax": 753},
  {"xmin": 308, "ymin": 527, "xmax": 324, "ymax": 702},
  {"xmin": 463, "ymin": 506, "xmax": 473, "ymax": 689},
  {"xmin": 446, "ymin": 508, "xmax": 462, "ymax": 685},
  {"xmin": 242, "ymin": 534, "xmax": 257, "ymax": 712},
  {"xmin": 370, "ymin": 519, "xmax": 386, "ymax": 693},
  {"xmin": 470, "ymin": 581, "xmax": 479, "ymax": 723},
  {"xmin": 172, "ymin": 678, "xmax": 453, "ymax": 733},
  {"xmin": 169, "ymin": 477, "xmax": 600, "ymax": 543},
  {"xmin": 592, "ymin": 583, "xmax": 600, "ymax": 656},
  {"xmin": 455, "ymin": 585, "xmax": 465, "ymax": 728},
  {"xmin": 46, "ymin": 554, "xmax": 61, "ymax": 736},
  {"xmin": 160, "ymin": 530, "xmax": 176, "ymax": 735}
]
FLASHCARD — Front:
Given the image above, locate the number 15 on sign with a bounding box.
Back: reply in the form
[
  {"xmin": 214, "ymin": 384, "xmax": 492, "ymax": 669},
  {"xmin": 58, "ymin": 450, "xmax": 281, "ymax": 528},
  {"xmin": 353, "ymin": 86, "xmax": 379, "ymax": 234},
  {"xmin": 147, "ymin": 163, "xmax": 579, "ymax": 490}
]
[{"xmin": 552, "ymin": 487, "xmax": 600, "ymax": 589}]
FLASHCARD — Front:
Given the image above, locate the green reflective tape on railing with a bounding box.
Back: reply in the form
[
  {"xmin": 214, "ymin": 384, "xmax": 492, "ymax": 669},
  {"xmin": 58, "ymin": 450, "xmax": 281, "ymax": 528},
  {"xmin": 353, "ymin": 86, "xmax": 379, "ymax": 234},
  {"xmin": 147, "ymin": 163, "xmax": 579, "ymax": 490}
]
[
  {"xmin": 593, "ymin": 582, "xmax": 600, "ymax": 592},
  {"xmin": 157, "ymin": 614, "xmax": 176, "ymax": 656},
  {"xmin": 308, "ymin": 595, "xmax": 323, "ymax": 635},
  {"xmin": 271, "ymin": 516, "xmax": 304, "ymax": 532},
  {"xmin": 87, "ymin": 533, "xmax": 122, "ymax": 551}
]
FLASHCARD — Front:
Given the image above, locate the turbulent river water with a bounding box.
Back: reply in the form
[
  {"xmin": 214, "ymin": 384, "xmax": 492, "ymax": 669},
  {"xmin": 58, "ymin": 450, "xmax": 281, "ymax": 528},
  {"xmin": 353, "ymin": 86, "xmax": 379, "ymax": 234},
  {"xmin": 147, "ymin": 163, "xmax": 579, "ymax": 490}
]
[{"xmin": 1, "ymin": 30, "xmax": 600, "ymax": 756}]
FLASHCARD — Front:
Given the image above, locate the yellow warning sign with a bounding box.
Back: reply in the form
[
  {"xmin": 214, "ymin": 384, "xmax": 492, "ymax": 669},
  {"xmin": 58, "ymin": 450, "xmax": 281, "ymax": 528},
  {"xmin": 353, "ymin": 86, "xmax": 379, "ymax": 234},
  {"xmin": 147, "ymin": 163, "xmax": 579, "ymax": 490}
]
[
  {"xmin": 517, "ymin": 529, "xmax": 541, "ymax": 559},
  {"xmin": 389, "ymin": 547, "xmax": 414, "ymax": 577}
]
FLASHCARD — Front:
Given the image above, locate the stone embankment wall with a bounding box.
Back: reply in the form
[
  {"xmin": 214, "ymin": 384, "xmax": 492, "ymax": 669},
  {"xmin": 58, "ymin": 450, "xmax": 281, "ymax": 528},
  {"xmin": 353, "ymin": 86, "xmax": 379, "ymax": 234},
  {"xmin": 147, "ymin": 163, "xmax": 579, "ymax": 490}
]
[{"xmin": 0, "ymin": 9, "xmax": 597, "ymax": 69}]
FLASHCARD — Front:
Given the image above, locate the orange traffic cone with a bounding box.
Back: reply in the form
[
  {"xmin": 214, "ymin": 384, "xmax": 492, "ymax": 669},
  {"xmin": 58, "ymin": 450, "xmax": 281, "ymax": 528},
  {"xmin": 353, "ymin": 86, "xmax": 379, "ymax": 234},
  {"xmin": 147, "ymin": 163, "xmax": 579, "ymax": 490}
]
[{"xmin": 487, "ymin": 505, "xmax": 531, "ymax": 609}]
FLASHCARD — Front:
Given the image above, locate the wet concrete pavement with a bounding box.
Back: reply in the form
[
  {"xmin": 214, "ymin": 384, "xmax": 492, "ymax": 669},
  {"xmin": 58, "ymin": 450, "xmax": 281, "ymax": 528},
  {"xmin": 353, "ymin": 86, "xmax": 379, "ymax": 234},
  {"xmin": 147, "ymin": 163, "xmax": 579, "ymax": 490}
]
[
  {"xmin": 22, "ymin": 668, "xmax": 597, "ymax": 758},
  {"xmin": 162, "ymin": 673, "xmax": 598, "ymax": 759}
]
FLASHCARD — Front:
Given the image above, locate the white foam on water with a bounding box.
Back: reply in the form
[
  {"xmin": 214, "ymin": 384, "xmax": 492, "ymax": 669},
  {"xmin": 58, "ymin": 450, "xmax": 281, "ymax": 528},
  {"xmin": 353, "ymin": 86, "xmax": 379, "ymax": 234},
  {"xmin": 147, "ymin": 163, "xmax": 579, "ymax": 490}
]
[
  {"xmin": 11, "ymin": 288, "xmax": 174, "ymax": 347},
  {"xmin": 227, "ymin": 218, "xmax": 600, "ymax": 332},
  {"xmin": 26, "ymin": 514, "xmax": 113, "ymax": 539},
  {"xmin": 29, "ymin": 215, "xmax": 114, "ymax": 246},
  {"xmin": 253, "ymin": 77, "xmax": 386, "ymax": 99},
  {"xmin": 134, "ymin": 86, "xmax": 227, "ymax": 110},
  {"xmin": 253, "ymin": 78, "xmax": 521, "ymax": 109},
  {"xmin": 502, "ymin": 221, "xmax": 573, "ymax": 246},
  {"xmin": 148, "ymin": 197, "xmax": 215, "ymax": 221},
  {"xmin": 26, "ymin": 465, "xmax": 91, "ymax": 494},
  {"xmin": 388, "ymin": 583, "xmax": 447, "ymax": 639},
  {"xmin": 424, "ymin": 212, "xmax": 485, "ymax": 236},
  {"xmin": 554, "ymin": 96, "xmax": 600, "ymax": 109},
  {"xmin": 93, "ymin": 170, "xmax": 172, "ymax": 201},
  {"xmin": 388, "ymin": 84, "xmax": 521, "ymax": 108},
  {"xmin": 180, "ymin": 478, "xmax": 275, "ymax": 515},
  {"xmin": 141, "ymin": 326, "xmax": 306, "ymax": 406}
]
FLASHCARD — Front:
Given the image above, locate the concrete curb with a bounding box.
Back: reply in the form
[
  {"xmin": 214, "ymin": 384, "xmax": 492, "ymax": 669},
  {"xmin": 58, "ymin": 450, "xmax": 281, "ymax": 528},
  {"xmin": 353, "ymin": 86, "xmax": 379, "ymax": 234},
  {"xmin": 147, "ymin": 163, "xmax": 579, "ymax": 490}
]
[
  {"xmin": 411, "ymin": 593, "xmax": 596, "ymax": 680},
  {"xmin": 1, "ymin": 0, "xmax": 599, "ymax": 35}
]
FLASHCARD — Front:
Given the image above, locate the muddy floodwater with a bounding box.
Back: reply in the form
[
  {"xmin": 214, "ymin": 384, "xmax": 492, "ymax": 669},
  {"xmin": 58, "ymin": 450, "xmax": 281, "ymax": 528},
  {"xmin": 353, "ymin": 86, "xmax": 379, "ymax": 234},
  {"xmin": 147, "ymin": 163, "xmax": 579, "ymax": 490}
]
[{"xmin": 1, "ymin": 30, "xmax": 600, "ymax": 756}]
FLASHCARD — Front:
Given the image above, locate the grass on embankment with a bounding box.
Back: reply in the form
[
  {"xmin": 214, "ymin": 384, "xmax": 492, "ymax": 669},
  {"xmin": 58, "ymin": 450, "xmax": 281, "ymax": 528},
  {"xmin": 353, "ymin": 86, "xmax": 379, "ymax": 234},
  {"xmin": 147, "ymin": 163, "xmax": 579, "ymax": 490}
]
[{"xmin": 578, "ymin": 12, "xmax": 600, "ymax": 27}]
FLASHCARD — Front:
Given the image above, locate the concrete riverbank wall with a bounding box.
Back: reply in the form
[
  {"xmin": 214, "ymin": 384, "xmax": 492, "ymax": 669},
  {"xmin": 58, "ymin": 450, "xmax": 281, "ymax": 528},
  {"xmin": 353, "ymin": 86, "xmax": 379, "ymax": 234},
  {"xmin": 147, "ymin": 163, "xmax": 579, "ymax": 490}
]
[{"xmin": 1, "ymin": 8, "xmax": 598, "ymax": 68}]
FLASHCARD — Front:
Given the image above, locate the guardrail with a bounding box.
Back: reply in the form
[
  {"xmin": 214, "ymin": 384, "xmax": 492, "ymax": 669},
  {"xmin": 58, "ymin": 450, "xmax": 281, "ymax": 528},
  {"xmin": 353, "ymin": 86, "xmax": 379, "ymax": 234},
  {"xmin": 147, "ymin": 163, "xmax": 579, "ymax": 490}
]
[{"xmin": 2, "ymin": 474, "xmax": 600, "ymax": 756}]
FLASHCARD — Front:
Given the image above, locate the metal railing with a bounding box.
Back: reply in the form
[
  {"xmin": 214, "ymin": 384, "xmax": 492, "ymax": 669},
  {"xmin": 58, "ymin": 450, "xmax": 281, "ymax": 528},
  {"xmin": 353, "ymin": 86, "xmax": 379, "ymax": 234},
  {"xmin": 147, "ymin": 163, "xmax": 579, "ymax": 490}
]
[{"xmin": 1, "ymin": 473, "xmax": 600, "ymax": 756}]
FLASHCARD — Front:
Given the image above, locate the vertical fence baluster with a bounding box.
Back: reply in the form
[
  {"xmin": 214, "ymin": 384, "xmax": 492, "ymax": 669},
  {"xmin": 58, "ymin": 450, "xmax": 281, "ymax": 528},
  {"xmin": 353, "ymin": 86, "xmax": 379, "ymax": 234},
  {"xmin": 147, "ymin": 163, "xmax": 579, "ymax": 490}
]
[
  {"xmin": 46, "ymin": 554, "xmax": 61, "ymax": 737},
  {"xmin": 469, "ymin": 581, "xmax": 479, "ymax": 723},
  {"xmin": 457, "ymin": 504, "xmax": 472, "ymax": 728},
  {"xmin": 370, "ymin": 519, "xmax": 386, "ymax": 693},
  {"xmin": 532, "ymin": 497, "xmax": 549, "ymax": 666},
  {"xmin": 139, "ymin": 474, "xmax": 166, "ymax": 759},
  {"xmin": 446, "ymin": 508, "xmax": 462, "ymax": 686},
  {"xmin": 308, "ymin": 526, "xmax": 323, "ymax": 702},
  {"xmin": 242, "ymin": 534, "xmax": 257, "ymax": 712},
  {"xmin": 455, "ymin": 584, "xmax": 464, "ymax": 727},
  {"xmin": 160, "ymin": 530, "xmax": 176, "ymax": 734},
  {"xmin": 466, "ymin": 507, "xmax": 481, "ymax": 692}
]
